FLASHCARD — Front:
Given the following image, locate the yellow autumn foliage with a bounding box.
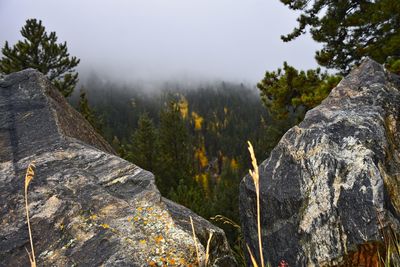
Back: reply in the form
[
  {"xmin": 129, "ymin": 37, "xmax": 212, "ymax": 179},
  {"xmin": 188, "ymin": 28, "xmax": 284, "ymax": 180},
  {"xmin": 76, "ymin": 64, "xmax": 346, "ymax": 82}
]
[
  {"xmin": 191, "ymin": 111, "xmax": 204, "ymax": 131},
  {"xmin": 178, "ymin": 96, "xmax": 189, "ymax": 119},
  {"xmin": 230, "ymin": 158, "xmax": 239, "ymax": 171},
  {"xmin": 194, "ymin": 173, "xmax": 209, "ymax": 194},
  {"xmin": 195, "ymin": 145, "xmax": 208, "ymax": 168}
]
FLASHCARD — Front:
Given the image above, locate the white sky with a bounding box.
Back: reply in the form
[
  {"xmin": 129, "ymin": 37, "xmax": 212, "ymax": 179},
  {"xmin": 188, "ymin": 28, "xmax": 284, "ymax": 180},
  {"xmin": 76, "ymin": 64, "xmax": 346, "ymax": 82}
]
[{"xmin": 0, "ymin": 0, "xmax": 321, "ymax": 85}]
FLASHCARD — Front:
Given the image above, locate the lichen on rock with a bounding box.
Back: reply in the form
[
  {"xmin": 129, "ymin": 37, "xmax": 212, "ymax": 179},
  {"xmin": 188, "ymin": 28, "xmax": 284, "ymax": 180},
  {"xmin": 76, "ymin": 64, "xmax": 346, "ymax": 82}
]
[
  {"xmin": 240, "ymin": 58, "xmax": 400, "ymax": 266},
  {"xmin": 0, "ymin": 69, "xmax": 236, "ymax": 266}
]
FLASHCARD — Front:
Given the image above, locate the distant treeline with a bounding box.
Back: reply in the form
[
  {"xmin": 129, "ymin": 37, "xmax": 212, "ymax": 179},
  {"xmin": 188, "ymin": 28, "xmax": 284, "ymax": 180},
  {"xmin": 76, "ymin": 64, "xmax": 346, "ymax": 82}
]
[{"xmin": 69, "ymin": 79, "xmax": 295, "ymax": 258}]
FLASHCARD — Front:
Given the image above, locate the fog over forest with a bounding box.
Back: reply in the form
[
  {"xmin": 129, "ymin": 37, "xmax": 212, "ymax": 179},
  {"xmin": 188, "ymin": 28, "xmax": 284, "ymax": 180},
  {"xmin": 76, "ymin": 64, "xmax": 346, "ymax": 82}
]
[{"xmin": 0, "ymin": 0, "xmax": 321, "ymax": 89}]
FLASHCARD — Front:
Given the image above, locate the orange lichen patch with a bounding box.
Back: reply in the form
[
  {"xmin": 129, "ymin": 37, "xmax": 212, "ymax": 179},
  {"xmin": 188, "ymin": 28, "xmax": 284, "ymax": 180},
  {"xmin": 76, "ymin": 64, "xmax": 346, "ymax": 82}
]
[
  {"xmin": 148, "ymin": 260, "xmax": 157, "ymax": 266},
  {"xmin": 340, "ymin": 242, "xmax": 383, "ymax": 267},
  {"xmin": 169, "ymin": 258, "xmax": 176, "ymax": 265},
  {"xmin": 155, "ymin": 235, "xmax": 164, "ymax": 244}
]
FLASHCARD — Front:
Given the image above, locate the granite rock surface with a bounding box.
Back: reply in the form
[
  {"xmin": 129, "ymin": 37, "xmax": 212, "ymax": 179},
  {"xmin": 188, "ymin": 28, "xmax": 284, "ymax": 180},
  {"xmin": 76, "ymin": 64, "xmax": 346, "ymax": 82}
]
[{"xmin": 240, "ymin": 58, "xmax": 400, "ymax": 266}]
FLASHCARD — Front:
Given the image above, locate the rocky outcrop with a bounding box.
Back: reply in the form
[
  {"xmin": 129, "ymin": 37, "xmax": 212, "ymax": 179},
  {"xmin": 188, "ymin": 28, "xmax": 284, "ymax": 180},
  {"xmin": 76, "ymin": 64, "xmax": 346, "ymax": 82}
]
[
  {"xmin": 240, "ymin": 58, "xmax": 400, "ymax": 266},
  {"xmin": 0, "ymin": 69, "xmax": 236, "ymax": 266}
]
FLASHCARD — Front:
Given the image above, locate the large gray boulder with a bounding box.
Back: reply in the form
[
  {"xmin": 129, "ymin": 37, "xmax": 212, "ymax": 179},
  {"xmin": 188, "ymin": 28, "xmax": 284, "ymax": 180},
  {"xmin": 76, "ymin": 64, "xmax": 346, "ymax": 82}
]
[
  {"xmin": 0, "ymin": 69, "xmax": 236, "ymax": 266},
  {"xmin": 240, "ymin": 58, "xmax": 400, "ymax": 266}
]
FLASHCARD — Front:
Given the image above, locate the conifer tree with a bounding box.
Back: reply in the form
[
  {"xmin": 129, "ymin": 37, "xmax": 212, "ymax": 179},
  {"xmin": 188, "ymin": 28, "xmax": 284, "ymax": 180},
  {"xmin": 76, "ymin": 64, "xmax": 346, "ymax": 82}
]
[
  {"xmin": 387, "ymin": 57, "xmax": 400, "ymax": 75},
  {"xmin": 0, "ymin": 19, "xmax": 80, "ymax": 97},
  {"xmin": 111, "ymin": 136, "xmax": 121, "ymax": 152},
  {"xmin": 156, "ymin": 101, "xmax": 192, "ymax": 195},
  {"xmin": 127, "ymin": 113, "xmax": 157, "ymax": 172},
  {"xmin": 257, "ymin": 62, "xmax": 341, "ymax": 120},
  {"xmin": 280, "ymin": 0, "xmax": 400, "ymax": 73},
  {"xmin": 78, "ymin": 88, "xmax": 102, "ymax": 133}
]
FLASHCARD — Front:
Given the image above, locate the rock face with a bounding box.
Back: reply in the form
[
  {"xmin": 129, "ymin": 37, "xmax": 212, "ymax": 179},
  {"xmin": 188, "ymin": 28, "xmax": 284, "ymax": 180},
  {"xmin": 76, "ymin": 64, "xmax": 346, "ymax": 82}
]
[
  {"xmin": 240, "ymin": 58, "xmax": 400, "ymax": 266},
  {"xmin": 0, "ymin": 69, "xmax": 236, "ymax": 266}
]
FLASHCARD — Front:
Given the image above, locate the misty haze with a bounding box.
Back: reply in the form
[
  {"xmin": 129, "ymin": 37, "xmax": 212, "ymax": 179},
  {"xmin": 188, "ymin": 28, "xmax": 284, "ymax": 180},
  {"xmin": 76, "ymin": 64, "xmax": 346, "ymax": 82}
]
[{"xmin": 1, "ymin": 0, "xmax": 321, "ymax": 88}]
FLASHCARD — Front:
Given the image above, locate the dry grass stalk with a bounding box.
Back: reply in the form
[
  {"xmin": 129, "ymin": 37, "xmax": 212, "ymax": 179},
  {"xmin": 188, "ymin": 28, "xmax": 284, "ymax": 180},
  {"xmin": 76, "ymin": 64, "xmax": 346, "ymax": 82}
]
[
  {"xmin": 210, "ymin": 215, "xmax": 241, "ymax": 230},
  {"xmin": 205, "ymin": 231, "xmax": 214, "ymax": 266},
  {"xmin": 190, "ymin": 216, "xmax": 201, "ymax": 265},
  {"xmin": 24, "ymin": 161, "xmax": 37, "ymax": 267},
  {"xmin": 210, "ymin": 215, "xmax": 247, "ymax": 266},
  {"xmin": 248, "ymin": 141, "xmax": 265, "ymax": 267},
  {"xmin": 377, "ymin": 214, "xmax": 400, "ymax": 267},
  {"xmin": 246, "ymin": 244, "xmax": 260, "ymax": 267}
]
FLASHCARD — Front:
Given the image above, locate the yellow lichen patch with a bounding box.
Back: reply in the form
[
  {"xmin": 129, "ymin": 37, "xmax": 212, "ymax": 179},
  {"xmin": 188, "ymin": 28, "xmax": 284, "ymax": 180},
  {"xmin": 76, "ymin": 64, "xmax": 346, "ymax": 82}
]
[
  {"xmin": 100, "ymin": 223, "xmax": 110, "ymax": 229},
  {"xmin": 89, "ymin": 214, "xmax": 98, "ymax": 220},
  {"xmin": 129, "ymin": 201, "xmax": 204, "ymax": 265}
]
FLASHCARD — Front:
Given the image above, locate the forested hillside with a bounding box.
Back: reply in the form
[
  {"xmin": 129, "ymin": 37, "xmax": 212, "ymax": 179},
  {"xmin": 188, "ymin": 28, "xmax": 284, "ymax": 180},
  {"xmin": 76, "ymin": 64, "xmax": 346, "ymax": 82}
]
[{"xmin": 69, "ymin": 80, "xmax": 291, "ymax": 255}]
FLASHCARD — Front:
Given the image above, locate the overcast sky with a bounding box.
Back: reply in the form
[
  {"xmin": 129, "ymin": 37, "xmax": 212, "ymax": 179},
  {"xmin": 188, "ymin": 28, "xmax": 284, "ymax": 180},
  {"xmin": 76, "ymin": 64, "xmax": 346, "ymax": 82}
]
[{"xmin": 0, "ymin": 0, "xmax": 321, "ymax": 85}]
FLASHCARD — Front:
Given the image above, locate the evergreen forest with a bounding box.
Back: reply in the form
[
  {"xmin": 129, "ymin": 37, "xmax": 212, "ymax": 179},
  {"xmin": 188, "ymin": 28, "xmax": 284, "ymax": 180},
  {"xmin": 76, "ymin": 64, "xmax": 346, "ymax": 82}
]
[{"xmin": 70, "ymin": 79, "xmax": 290, "ymax": 258}]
